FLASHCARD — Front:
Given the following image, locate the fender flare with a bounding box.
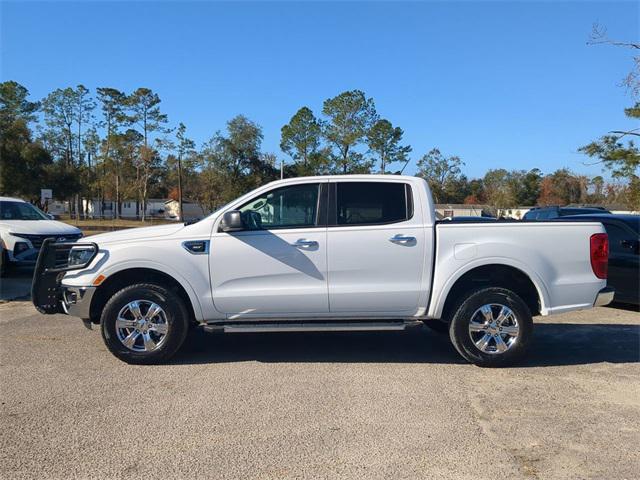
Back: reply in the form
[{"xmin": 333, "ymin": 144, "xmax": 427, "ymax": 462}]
[
  {"xmin": 428, "ymin": 257, "xmax": 552, "ymax": 319},
  {"xmin": 98, "ymin": 260, "xmax": 205, "ymax": 321}
]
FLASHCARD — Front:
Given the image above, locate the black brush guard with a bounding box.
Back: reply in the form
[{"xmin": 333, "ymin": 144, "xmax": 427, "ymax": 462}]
[{"xmin": 31, "ymin": 238, "xmax": 98, "ymax": 314}]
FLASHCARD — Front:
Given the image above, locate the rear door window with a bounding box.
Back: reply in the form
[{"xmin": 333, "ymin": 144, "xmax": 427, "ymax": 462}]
[{"xmin": 335, "ymin": 182, "xmax": 411, "ymax": 226}]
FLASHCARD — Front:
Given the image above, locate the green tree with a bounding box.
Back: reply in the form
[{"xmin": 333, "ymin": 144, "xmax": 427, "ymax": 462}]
[
  {"xmin": 82, "ymin": 127, "xmax": 100, "ymax": 169},
  {"xmin": 579, "ymin": 106, "xmax": 639, "ymax": 210},
  {"xmin": 322, "ymin": 90, "xmax": 377, "ymax": 173},
  {"xmin": 75, "ymin": 85, "xmax": 95, "ymax": 166},
  {"xmin": 579, "ymin": 105, "xmax": 639, "ymax": 179},
  {"xmin": 215, "ymin": 115, "xmax": 263, "ymax": 179},
  {"xmin": 0, "ymin": 80, "xmax": 39, "ymax": 129},
  {"xmin": 96, "ymin": 88, "xmax": 127, "ymax": 217},
  {"xmin": 582, "ymin": 25, "xmax": 640, "ymax": 209},
  {"xmin": 174, "ymin": 122, "xmax": 196, "ymax": 220},
  {"xmin": 127, "ymin": 88, "xmax": 168, "ymax": 147},
  {"xmin": 96, "ymin": 87, "xmax": 127, "ymax": 161},
  {"xmin": 509, "ymin": 168, "xmax": 542, "ymax": 206},
  {"xmin": 0, "ymin": 121, "xmax": 52, "ymax": 199},
  {"xmin": 41, "ymin": 87, "xmax": 78, "ymax": 165},
  {"xmin": 200, "ymin": 115, "xmax": 274, "ymax": 202},
  {"xmin": 366, "ymin": 119, "xmax": 411, "ymax": 174},
  {"xmin": 483, "ymin": 169, "xmax": 517, "ymax": 210},
  {"xmin": 416, "ymin": 148, "xmax": 465, "ymax": 204},
  {"xmin": 0, "ymin": 81, "xmax": 43, "ymax": 198},
  {"xmin": 126, "ymin": 88, "xmax": 168, "ymax": 220},
  {"xmin": 280, "ymin": 107, "xmax": 328, "ymax": 175}
]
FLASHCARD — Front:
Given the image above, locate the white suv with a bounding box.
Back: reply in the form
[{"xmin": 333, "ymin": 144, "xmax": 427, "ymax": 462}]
[{"xmin": 0, "ymin": 196, "xmax": 82, "ymax": 276}]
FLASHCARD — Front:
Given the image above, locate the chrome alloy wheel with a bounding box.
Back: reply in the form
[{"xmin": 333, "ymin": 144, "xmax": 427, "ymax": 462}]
[
  {"xmin": 468, "ymin": 303, "xmax": 519, "ymax": 355},
  {"xmin": 115, "ymin": 300, "xmax": 169, "ymax": 352}
]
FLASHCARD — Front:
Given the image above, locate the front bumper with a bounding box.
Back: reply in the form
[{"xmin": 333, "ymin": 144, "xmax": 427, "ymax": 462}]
[
  {"xmin": 594, "ymin": 287, "xmax": 615, "ymax": 307},
  {"xmin": 61, "ymin": 286, "xmax": 96, "ymax": 319},
  {"xmin": 31, "ymin": 238, "xmax": 98, "ymax": 314}
]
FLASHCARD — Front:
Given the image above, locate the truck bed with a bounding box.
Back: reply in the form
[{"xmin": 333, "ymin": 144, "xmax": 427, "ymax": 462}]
[{"xmin": 429, "ymin": 221, "xmax": 607, "ymax": 318}]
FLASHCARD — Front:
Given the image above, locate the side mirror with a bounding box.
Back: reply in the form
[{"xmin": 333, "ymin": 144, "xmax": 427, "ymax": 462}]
[
  {"xmin": 220, "ymin": 210, "xmax": 244, "ymax": 232},
  {"xmin": 46, "ymin": 213, "xmax": 55, "ymax": 220}
]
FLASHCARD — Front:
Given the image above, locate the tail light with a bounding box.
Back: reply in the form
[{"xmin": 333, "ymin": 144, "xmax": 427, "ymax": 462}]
[{"xmin": 590, "ymin": 233, "xmax": 609, "ymax": 279}]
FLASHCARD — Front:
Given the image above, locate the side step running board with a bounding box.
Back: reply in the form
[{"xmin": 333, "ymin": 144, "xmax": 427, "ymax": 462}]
[{"xmin": 204, "ymin": 321, "xmax": 419, "ymax": 334}]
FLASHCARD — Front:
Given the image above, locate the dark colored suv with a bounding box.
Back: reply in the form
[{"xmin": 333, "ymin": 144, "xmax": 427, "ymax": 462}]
[
  {"xmin": 554, "ymin": 214, "xmax": 639, "ymax": 306},
  {"xmin": 523, "ymin": 206, "xmax": 611, "ymax": 220}
]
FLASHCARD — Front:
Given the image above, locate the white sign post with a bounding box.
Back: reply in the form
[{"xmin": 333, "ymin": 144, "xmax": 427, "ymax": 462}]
[{"xmin": 40, "ymin": 189, "xmax": 53, "ymax": 206}]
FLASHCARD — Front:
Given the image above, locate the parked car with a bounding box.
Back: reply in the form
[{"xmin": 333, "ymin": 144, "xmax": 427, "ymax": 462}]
[
  {"xmin": 0, "ymin": 196, "xmax": 83, "ymax": 276},
  {"xmin": 33, "ymin": 176, "xmax": 613, "ymax": 367},
  {"xmin": 523, "ymin": 205, "xmax": 611, "ymax": 220},
  {"xmin": 554, "ymin": 214, "xmax": 639, "ymax": 306}
]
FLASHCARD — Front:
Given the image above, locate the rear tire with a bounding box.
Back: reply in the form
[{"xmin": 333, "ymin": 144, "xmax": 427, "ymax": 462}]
[
  {"xmin": 100, "ymin": 283, "xmax": 190, "ymax": 364},
  {"xmin": 449, "ymin": 287, "xmax": 533, "ymax": 367}
]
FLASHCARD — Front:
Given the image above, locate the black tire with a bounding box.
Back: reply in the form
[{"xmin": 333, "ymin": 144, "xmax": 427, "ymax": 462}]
[
  {"xmin": 423, "ymin": 319, "xmax": 449, "ymax": 334},
  {"xmin": 448, "ymin": 287, "xmax": 533, "ymax": 368},
  {"xmin": 100, "ymin": 283, "xmax": 190, "ymax": 365},
  {"xmin": 0, "ymin": 249, "xmax": 9, "ymax": 278},
  {"xmin": 0, "ymin": 249, "xmax": 10, "ymax": 278}
]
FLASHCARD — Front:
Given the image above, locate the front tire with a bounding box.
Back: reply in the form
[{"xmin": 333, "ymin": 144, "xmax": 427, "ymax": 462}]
[
  {"xmin": 101, "ymin": 283, "xmax": 190, "ymax": 364},
  {"xmin": 0, "ymin": 249, "xmax": 9, "ymax": 278},
  {"xmin": 448, "ymin": 287, "xmax": 533, "ymax": 367}
]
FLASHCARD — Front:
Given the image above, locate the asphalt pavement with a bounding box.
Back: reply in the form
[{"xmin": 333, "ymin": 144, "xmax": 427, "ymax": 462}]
[
  {"xmin": 1, "ymin": 301, "xmax": 639, "ymax": 479},
  {"xmin": 0, "ymin": 267, "xmax": 32, "ymax": 302}
]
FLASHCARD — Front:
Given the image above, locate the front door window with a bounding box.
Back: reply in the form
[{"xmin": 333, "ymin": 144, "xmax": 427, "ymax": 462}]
[{"xmin": 239, "ymin": 183, "xmax": 320, "ymax": 230}]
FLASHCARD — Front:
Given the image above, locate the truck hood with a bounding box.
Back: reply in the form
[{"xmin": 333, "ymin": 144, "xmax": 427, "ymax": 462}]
[
  {"xmin": 87, "ymin": 223, "xmax": 185, "ymax": 245},
  {"xmin": 1, "ymin": 220, "xmax": 82, "ymax": 236}
]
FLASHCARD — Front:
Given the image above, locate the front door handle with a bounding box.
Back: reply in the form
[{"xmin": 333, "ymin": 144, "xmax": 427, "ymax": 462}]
[
  {"xmin": 291, "ymin": 239, "xmax": 318, "ymax": 248},
  {"xmin": 390, "ymin": 234, "xmax": 416, "ymax": 244}
]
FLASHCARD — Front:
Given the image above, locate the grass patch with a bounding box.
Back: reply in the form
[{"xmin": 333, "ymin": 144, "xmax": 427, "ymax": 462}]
[{"xmin": 61, "ymin": 218, "xmax": 175, "ymax": 228}]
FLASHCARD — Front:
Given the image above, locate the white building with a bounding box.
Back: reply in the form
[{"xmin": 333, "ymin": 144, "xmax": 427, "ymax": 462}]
[
  {"xmin": 434, "ymin": 204, "xmax": 491, "ymax": 219},
  {"xmin": 163, "ymin": 199, "xmax": 207, "ymax": 221}
]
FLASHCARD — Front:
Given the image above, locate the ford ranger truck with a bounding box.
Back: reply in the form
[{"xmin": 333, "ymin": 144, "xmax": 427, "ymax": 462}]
[{"xmin": 32, "ymin": 175, "xmax": 614, "ymax": 367}]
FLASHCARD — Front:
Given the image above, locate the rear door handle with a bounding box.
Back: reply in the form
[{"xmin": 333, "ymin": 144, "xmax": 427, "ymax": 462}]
[
  {"xmin": 390, "ymin": 234, "xmax": 416, "ymax": 244},
  {"xmin": 291, "ymin": 239, "xmax": 318, "ymax": 248}
]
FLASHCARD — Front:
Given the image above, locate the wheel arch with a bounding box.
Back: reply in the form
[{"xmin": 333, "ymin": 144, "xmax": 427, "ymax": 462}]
[
  {"xmin": 89, "ymin": 267, "xmax": 202, "ymax": 325},
  {"xmin": 431, "ymin": 261, "xmax": 550, "ymax": 320}
]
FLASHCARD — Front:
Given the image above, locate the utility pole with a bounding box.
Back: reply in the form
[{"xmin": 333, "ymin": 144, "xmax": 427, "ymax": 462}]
[
  {"xmin": 178, "ymin": 153, "xmax": 184, "ymax": 222},
  {"xmin": 280, "ymin": 158, "xmax": 284, "ymax": 179}
]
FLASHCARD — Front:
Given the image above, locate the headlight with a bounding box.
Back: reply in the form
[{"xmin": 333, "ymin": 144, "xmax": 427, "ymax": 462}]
[
  {"xmin": 68, "ymin": 247, "xmax": 95, "ymax": 267},
  {"xmin": 14, "ymin": 242, "xmax": 30, "ymax": 254}
]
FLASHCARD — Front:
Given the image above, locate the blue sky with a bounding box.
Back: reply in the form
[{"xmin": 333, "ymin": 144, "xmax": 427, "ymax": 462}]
[{"xmin": 1, "ymin": 1, "xmax": 638, "ymax": 178}]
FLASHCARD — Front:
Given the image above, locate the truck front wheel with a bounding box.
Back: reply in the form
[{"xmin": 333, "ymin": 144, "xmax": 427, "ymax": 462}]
[
  {"xmin": 448, "ymin": 287, "xmax": 533, "ymax": 367},
  {"xmin": 100, "ymin": 283, "xmax": 190, "ymax": 364}
]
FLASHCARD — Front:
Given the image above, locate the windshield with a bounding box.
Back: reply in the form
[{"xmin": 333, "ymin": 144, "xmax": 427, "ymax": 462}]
[{"xmin": 0, "ymin": 201, "xmax": 49, "ymax": 220}]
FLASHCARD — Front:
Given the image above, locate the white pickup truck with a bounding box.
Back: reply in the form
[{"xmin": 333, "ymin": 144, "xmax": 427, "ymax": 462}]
[{"xmin": 32, "ymin": 175, "xmax": 613, "ymax": 367}]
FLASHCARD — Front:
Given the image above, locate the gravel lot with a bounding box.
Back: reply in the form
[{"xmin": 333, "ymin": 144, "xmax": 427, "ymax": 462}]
[{"xmin": 1, "ymin": 300, "xmax": 638, "ymax": 479}]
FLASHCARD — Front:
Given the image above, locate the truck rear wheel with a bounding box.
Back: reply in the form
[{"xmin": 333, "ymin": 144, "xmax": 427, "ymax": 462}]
[
  {"xmin": 100, "ymin": 283, "xmax": 190, "ymax": 365},
  {"xmin": 448, "ymin": 287, "xmax": 533, "ymax": 367}
]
